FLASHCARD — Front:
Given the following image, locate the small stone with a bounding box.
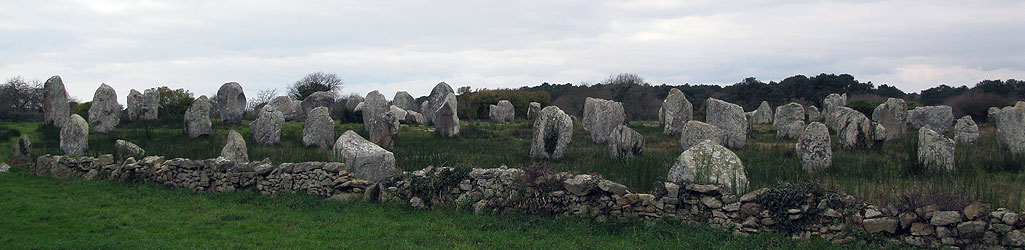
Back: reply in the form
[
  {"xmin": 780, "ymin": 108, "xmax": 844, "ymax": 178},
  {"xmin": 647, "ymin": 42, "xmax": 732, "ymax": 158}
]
[
  {"xmin": 962, "ymin": 202, "xmax": 990, "ymax": 220},
  {"xmin": 863, "ymin": 217, "xmax": 898, "ymax": 234},
  {"xmin": 931, "ymin": 211, "xmax": 963, "ymax": 226},
  {"xmin": 563, "ymin": 175, "xmax": 596, "ymax": 196},
  {"xmin": 1006, "ymin": 230, "xmax": 1025, "ymax": 247},
  {"xmin": 701, "ymin": 196, "xmax": 723, "ymax": 208},
  {"xmin": 910, "ymin": 223, "xmax": 934, "ymax": 236},
  {"xmin": 597, "ymin": 180, "xmax": 628, "ymax": 196},
  {"xmin": 864, "ymin": 208, "xmax": 883, "ymax": 219},
  {"xmin": 955, "ymin": 221, "xmax": 987, "ymax": 236}
]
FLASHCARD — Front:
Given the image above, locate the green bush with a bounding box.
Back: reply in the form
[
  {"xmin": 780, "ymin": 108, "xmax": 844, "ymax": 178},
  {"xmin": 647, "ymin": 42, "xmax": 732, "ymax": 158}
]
[
  {"xmin": 72, "ymin": 102, "xmax": 91, "ymax": 119},
  {"xmin": 846, "ymin": 99, "xmax": 881, "ymax": 115},
  {"xmin": 459, "ymin": 89, "xmax": 550, "ymax": 120}
]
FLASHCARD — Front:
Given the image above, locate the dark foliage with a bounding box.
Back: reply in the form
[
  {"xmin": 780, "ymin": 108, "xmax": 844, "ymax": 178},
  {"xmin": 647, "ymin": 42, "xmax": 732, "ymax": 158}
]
[
  {"xmin": 758, "ymin": 182, "xmax": 863, "ymax": 234},
  {"xmin": 289, "ymin": 72, "xmax": 343, "ymax": 100},
  {"xmin": 458, "ymin": 89, "xmax": 550, "ymax": 120}
]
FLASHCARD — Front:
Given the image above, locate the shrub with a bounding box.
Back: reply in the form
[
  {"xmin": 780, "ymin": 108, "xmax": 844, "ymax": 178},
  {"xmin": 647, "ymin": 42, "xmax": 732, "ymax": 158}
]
[
  {"xmin": 459, "ymin": 89, "xmax": 550, "ymax": 120},
  {"xmin": 758, "ymin": 182, "xmax": 862, "ymax": 234},
  {"xmin": 943, "ymin": 91, "xmax": 1015, "ymax": 121},
  {"xmin": 846, "ymin": 99, "xmax": 882, "ymax": 116},
  {"xmin": 72, "ymin": 102, "xmax": 91, "ymax": 119},
  {"xmin": 407, "ymin": 167, "xmax": 471, "ymax": 207}
]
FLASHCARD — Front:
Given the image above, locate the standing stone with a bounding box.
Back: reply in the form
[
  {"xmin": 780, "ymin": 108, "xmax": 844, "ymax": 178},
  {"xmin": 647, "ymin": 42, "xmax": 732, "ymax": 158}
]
[
  {"xmin": 527, "ymin": 102, "xmax": 541, "ymax": 120},
  {"xmin": 302, "ymin": 91, "xmax": 335, "ymax": 117},
  {"xmin": 995, "ymin": 103, "xmax": 1025, "ymax": 153},
  {"xmin": 13, "ymin": 134, "xmax": 30, "ymax": 157},
  {"xmin": 751, "ymin": 101, "xmax": 773, "ymax": 124},
  {"xmin": 423, "ymin": 82, "xmax": 455, "ymax": 124},
  {"xmin": 43, "ymin": 75, "xmax": 70, "ymax": 128},
  {"xmin": 659, "ymin": 88, "xmax": 693, "ymax": 135},
  {"xmin": 332, "ymin": 130, "xmax": 398, "ymax": 182},
  {"xmin": 489, "ymin": 100, "xmax": 515, "ymax": 123},
  {"xmin": 918, "ymin": 127, "xmax": 955, "ymax": 172},
  {"xmin": 292, "ymin": 100, "xmax": 306, "ymax": 121},
  {"xmin": 392, "ymin": 91, "xmax": 417, "ymax": 111},
  {"xmin": 835, "ymin": 107, "xmax": 876, "ymax": 150},
  {"xmin": 361, "ymin": 91, "xmax": 390, "ymax": 129},
  {"xmin": 680, "ymin": 120, "xmax": 726, "ymax": 151},
  {"xmin": 871, "ymin": 98, "xmax": 908, "ymax": 140},
  {"xmin": 530, "ymin": 106, "xmax": 573, "ymax": 160},
  {"xmin": 796, "ymin": 122, "xmax": 832, "ymax": 174},
  {"xmin": 823, "ymin": 93, "xmax": 848, "ymax": 130},
  {"xmin": 402, "ymin": 110, "xmax": 426, "ymax": 125},
  {"xmin": 705, "ymin": 98, "xmax": 748, "ymax": 148},
  {"xmin": 114, "ymin": 140, "xmax": 144, "ymax": 162},
  {"xmin": 221, "ymin": 130, "xmax": 248, "ymax": 163},
  {"xmin": 389, "ymin": 105, "xmax": 408, "ymax": 123},
  {"xmin": 268, "ymin": 96, "xmax": 300, "ymax": 121},
  {"xmin": 608, "ymin": 125, "xmax": 644, "ymax": 160},
  {"xmin": 127, "ymin": 89, "xmax": 143, "ymax": 120},
  {"xmin": 345, "ymin": 93, "xmax": 364, "ymax": 111},
  {"xmin": 667, "ymin": 140, "xmax": 749, "ymax": 195},
  {"xmin": 369, "ymin": 109, "xmax": 400, "ymax": 149},
  {"xmin": 215, "ymin": 82, "xmax": 247, "ymax": 125},
  {"xmin": 419, "ymin": 100, "xmax": 429, "ymax": 116},
  {"xmin": 582, "ymin": 97, "xmax": 627, "ymax": 143},
  {"xmin": 303, "ymin": 107, "xmax": 335, "ymax": 148},
  {"xmin": 988, "ymin": 107, "xmax": 1000, "ymax": 123},
  {"xmin": 907, "ymin": 106, "xmax": 953, "ymax": 134},
  {"xmin": 60, "ymin": 114, "xmax": 88, "ymax": 155},
  {"xmin": 249, "ymin": 105, "xmax": 284, "ymax": 145},
  {"xmin": 87, "ymin": 83, "xmax": 120, "ymax": 133},
  {"xmin": 773, "ymin": 102, "xmax": 805, "ymax": 139},
  {"xmin": 434, "ymin": 93, "xmax": 460, "ymax": 137},
  {"xmin": 140, "ymin": 88, "xmax": 159, "ymax": 120},
  {"xmin": 954, "ymin": 115, "xmax": 979, "ymax": 144},
  {"xmin": 184, "ymin": 95, "xmax": 212, "ymax": 138},
  {"xmin": 806, "ymin": 105, "xmax": 822, "ymax": 122}
]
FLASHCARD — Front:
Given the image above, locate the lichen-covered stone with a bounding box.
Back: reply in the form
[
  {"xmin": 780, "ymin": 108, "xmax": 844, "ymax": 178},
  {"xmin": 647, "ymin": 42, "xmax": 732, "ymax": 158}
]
[
  {"xmin": 140, "ymin": 88, "xmax": 159, "ymax": 120},
  {"xmin": 527, "ymin": 102, "xmax": 541, "ymax": 120},
  {"xmin": 302, "ymin": 106, "xmax": 334, "ymax": 148},
  {"xmin": 918, "ymin": 127, "xmax": 955, "ymax": 172},
  {"xmin": 806, "ymin": 105, "xmax": 822, "ymax": 122},
  {"xmin": 995, "ymin": 103, "xmax": 1025, "ymax": 153},
  {"xmin": 773, "ymin": 102, "xmax": 805, "ymax": 139},
  {"xmin": 608, "ymin": 125, "xmax": 644, "ymax": 160},
  {"xmin": 872, "ymin": 98, "xmax": 908, "ymax": 140},
  {"xmin": 114, "ymin": 140, "xmax": 144, "ymax": 162},
  {"xmin": 361, "ymin": 90, "xmax": 391, "ymax": 131},
  {"xmin": 184, "ymin": 95, "xmax": 212, "ymax": 138},
  {"xmin": 667, "ymin": 140, "xmax": 748, "ymax": 195},
  {"xmin": 60, "ymin": 114, "xmax": 89, "ymax": 155},
  {"xmin": 489, "ymin": 100, "xmax": 515, "ymax": 123},
  {"xmin": 659, "ymin": 88, "xmax": 693, "ymax": 135},
  {"xmin": 87, "ymin": 83, "xmax": 120, "ymax": 133},
  {"xmin": 392, "ymin": 91, "xmax": 417, "ymax": 111},
  {"xmin": 215, "ymin": 82, "xmax": 247, "ymax": 125},
  {"xmin": 268, "ymin": 96, "xmax": 301, "ymax": 121},
  {"xmin": 249, "ymin": 105, "xmax": 284, "ymax": 145},
  {"xmin": 907, "ymin": 106, "xmax": 953, "ymax": 134},
  {"xmin": 823, "ymin": 93, "xmax": 847, "ymax": 130},
  {"xmin": 751, "ymin": 101, "xmax": 773, "ymax": 124},
  {"xmin": 834, "ymin": 107, "xmax": 876, "ymax": 149},
  {"xmin": 679, "ymin": 120, "xmax": 725, "ymax": 151},
  {"xmin": 301, "ymin": 91, "xmax": 335, "ymax": 118},
  {"xmin": 43, "ymin": 75, "xmax": 70, "ymax": 128},
  {"xmin": 332, "ymin": 130, "xmax": 397, "ymax": 182},
  {"xmin": 582, "ymin": 97, "xmax": 626, "ymax": 143},
  {"xmin": 221, "ymin": 130, "xmax": 249, "ymax": 163},
  {"xmin": 953, "ymin": 115, "xmax": 978, "ymax": 144},
  {"xmin": 705, "ymin": 98, "xmax": 747, "ymax": 148},
  {"xmin": 796, "ymin": 122, "xmax": 831, "ymax": 173},
  {"xmin": 434, "ymin": 93, "xmax": 460, "ymax": 137},
  {"xmin": 127, "ymin": 89, "xmax": 143, "ymax": 120},
  {"xmin": 530, "ymin": 106, "xmax": 573, "ymax": 160},
  {"xmin": 369, "ymin": 109, "xmax": 400, "ymax": 149},
  {"xmin": 423, "ymin": 82, "xmax": 455, "ymax": 124}
]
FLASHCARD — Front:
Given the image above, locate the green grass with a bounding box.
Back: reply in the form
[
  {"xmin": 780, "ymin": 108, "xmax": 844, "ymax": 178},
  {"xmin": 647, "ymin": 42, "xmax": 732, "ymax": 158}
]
[{"xmin": 0, "ymin": 169, "xmax": 858, "ymax": 249}]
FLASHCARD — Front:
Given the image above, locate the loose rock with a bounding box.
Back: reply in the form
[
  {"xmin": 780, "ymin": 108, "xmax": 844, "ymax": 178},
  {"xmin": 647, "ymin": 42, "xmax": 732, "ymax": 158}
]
[{"xmin": 114, "ymin": 140, "xmax": 144, "ymax": 162}]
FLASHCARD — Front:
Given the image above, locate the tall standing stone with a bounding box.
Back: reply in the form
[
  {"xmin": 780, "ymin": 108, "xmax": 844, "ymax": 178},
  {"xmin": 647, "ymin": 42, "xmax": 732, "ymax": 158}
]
[
  {"xmin": 530, "ymin": 106, "xmax": 573, "ymax": 160},
  {"xmin": 796, "ymin": 122, "xmax": 831, "ymax": 174},
  {"xmin": 221, "ymin": 130, "xmax": 248, "ymax": 163},
  {"xmin": 434, "ymin": 93, "xmax": 460, "ymax": 137},
  {"xmin": 527, "ymin": 102, "xmax": 541, "ymax": 120},
  {"xmin": 184, "ymin": 95, "xmax": 212, "ymax": 138},
  {"xmin": 361, "ymin": 91, "xmax": 390, "ymax": 130},
  {"xmin": 907, "ymin": 106, "xmax": 953, "ymax": 134},
  {"xmin": 954, "ymin": 115, "xmax": 979, "ymax": 144},
  {"xmin": 127, "ymin": 89, "xmax": 143, "ymax": 120},
  {"xmin": 369, "ymin": 108, "xmax": 400, "ymax": 149},
  {"xmin": 835, "ymin": 107, "xmax": 876, "ymax": 150},
  {"xmin": 667, "ymin": 140, "xmax": 749, "ymax": 195},
  {"xmin": 43, "ymin": 75, "xmax": 70, "ymax": 128},
  {"xmin": 679, "ymin": 120, "xmax": 725, "ymax": 151},
  {"xmin": 140, "ymin": 88, "xmax": 159, "ymax": 120},
  {"xmin": 423, "ymin": 82, "xmax": 455, "ymax": 124},
  {"xmin": 489, "ymin": 100, "xmax": 515, "ymax": 123},
  {"xmin": 392, "ymin": 91, "xmax": 417, "ymax": 111},
  {"xmin": 303, "ymin": 106, "xmax": 335, "ymax": 148},
  {"xmin": 659, "ymin": 88, "xmax": 693, "ymax": 135},
  {"xmin": 249, "ymin": 105, "xmax": 284, "ymax": 145},
  {"xmin": 774, "ymin": 102, "xmax": 805, "ymax": 139},
  {"xmin": 918, "ymin": 127, "xmax": 955, "ymax": 172},
  {"xmin": 751, "ymin": 101, "xmax": 773, "ymax": 124},
  {"xmin": 823, "ymin": 93, "xmax": 848, "ymax": 130},
  {"xmin": 215, "ymin": 82, "xmax": 246, "ymax": 125},
  {"xmin": 806, "ymin": 105, "xmax": 822, "ymax": 122},
  {"xmin": 87, "ymin": 83, "xmax": 120, "ymax": 133},
  {"xmin": 995, "ymin": 103, "xmax": 1025, "ymax": 153},
  {"xmin": 268, "ymin": 96, "xmax": 300, "ymax": 121},
  {"xmin": 60, "ymin": 114, "xmax": 88, "ymax": 156},
  {"xmin": 332, "ymin": 130, "xmax": 397, "ymax": 182},
  {"xmin": 871, "ymin": 98, "xmax": 908, "ymax": 140},
  {"xmin": 608, "ymin": 125, "xmax": 644, "ymax": 160},
  {"xmin": 582, "ymin": 97, "xmax": 626, "ymax": 143},
  {"xmin": 302, "ymin": 91, "xmax": 335, "ymax": 117},
  {"xmin": 705, "ymin": 98, "xmax": 748, "ymax": 148}
]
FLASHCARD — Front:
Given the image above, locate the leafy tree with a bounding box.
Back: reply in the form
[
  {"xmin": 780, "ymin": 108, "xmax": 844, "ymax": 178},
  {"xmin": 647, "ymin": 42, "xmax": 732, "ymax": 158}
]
[
  {"xmin": 289, "ymin": 72, "xmax": 343, "ymax": 100},
  {"xmin": 156, "ymin": 87, "xmax": 195, "ymax": 118}
]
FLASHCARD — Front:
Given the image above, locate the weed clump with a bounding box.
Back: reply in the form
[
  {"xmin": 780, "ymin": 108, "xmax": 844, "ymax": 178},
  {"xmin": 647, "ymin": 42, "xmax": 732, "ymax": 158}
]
[{"xmin": 758, "ymin": 182, "xmax": 862, "ymax": 234}]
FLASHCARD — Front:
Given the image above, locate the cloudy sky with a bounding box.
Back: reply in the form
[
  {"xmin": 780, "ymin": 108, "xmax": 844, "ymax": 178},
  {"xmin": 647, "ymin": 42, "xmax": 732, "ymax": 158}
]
[{"xmin": 2, "ymin": 0, "xmax": 1023, "ymax": 103}]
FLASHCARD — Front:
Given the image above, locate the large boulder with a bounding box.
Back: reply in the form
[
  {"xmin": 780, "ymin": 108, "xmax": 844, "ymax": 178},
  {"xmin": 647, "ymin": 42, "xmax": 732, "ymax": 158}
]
[
  {"xmin": 184, "ymin": 95, "xmax": 212, "ymax": 138},
  {"xmin": 582, "ymin": 97, "xmax": 627, "ymax": 143},
  {"xmin": 751, "ymin": 101, "xmax": 773, "ymax": 124},
  {"xmin": 344, "ymin": 93, "xmax": 364, "ymax": 111},
  {"xmin": 114, "ymin": 140, "xmax": 144, "ymax": 163},
  {"xmin": 871, "ymin": 98, "xmax": 908, "ymax": 140},
  {"xmin": 249, "ymin": 105, "xmax": 284, "ymax": 145},
  {"xmin": 526, "ymin": 102, "xmax": 541, "ymax": 120},
  {"xmin": 835, "ymin": 107, "xmax": 877, "ymax": 150},
  {"xmin": 806, "ymin": 105, "xmax": 822, "ymax": 122},
  {"xmin": 369, "ymin": 109, "xmax": 400, "ymax": 149},
  {"xmin": 43, "ymin": 75, "xmax": 70, "ymax": 128},
  {"xmin": 608, "ymin": 125, "xmax": 644, "ymax": 160},
  {"xmin": 268, "ymin": 96, "xmax": 301, "ymax": 121},
  {"xmin": 918, "ymin": 127, "xmax": 955, "ymax": 172},
  {"xmin": 667, "ymin": 140, "xmax": 749, "ymax": 195},
  {"xmin": 423, "ymin": 82, "xmax": 455, "ymax": 124},
  {"xmin": 140, "ymin": 88, "xmax": 159, "ymax": 120},
  {"xmin": 402, "ymin": 110, "xmax": 426, "ymax": 125},
  {"xmin": 705, "ymin": 98, "xmax": 748, "ymax": 148},
  {"xmin": 954, "ymin": 115, "xmax": 979, "ymax": 144},
  {"xmin": 302, "ymin": 91, "xmax": 335, "ymax": 117},
  {"xmin": 60, "ymin": 114, "xmax": 89, "ymax": 155},
  {"xmin": 332, "ymin": 130, "xmax": 398, "ymax": 182},
  {"xmin": 361, "ymin": 91, "xmax": 391, "ymax": 130},
  {"xmin": 659, "ymin": 88, "xmax": 693, "ymax": 135},
  {"xmin": 679, "ymin": 120, "xmax": 726, "ymax": 151},
  {"xmin": 291, "ymin": 100, "xmax": 306, "ymax": 121},
  {"xmin": 489, "ymin": 100, "xmax": 515, "ymax": 123},
  {"xmin": 530, "ymin": 106, "xmax": 573, "ymax": 160},
  {"xmin": 127, "ymin": 89, "xmax": 143, "ymax": 120},
  {"xmin": 796, "ymin": 122, "xmax": 832, "ymax": 173},
  {"xmin": 773, "ymin": 102, "xmax": 805, "ymax": 139},
  {"xmin": 392, "ymin": 91, "xmax": 417, "ymax": 111},
  {"xmin": 434, "ymin": 93, "xmax": 460, "ymax": 137},
  {"xmin": 995, "ymin": 103, "xmax": 1025, "ymax": 153},
  {"xmin": 822, "ymin": 93, "xmax": 847, "ymax": 129},
  {"xmin": 389, "ymin": 105, "xmax": 408, "ymax": 123},
  {"xmin": 215, "ymin": 82, "xmax": 247, "ymax": 125},
  {"xmin": 87, "ymin": 83, "xmax": 120, "ymax": 133},
  {"xmin": 303, "ymin": 106, "xmax": 335, "ymax": 148},
  {"xmin": 907, "ymin": 106, "xmax": 953, "ymax": 134},
  {"xmin": 221, "ymin": 130, "xmax": 249, "ymax": 163}
]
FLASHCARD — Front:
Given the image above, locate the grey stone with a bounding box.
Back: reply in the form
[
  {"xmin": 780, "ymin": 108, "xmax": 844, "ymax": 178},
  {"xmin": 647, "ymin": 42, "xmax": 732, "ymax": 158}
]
[
  {"xmin": 13, "ymin": 134, "xmax": 30, "ymax": 157},
  {"xmin": 530, "ymin": 106, "xmax": 573, "ymax": 160},
  {"xmin": 563, "ymin": 175, "xmax": 596, "ymax": 196},
  {"xmin": 127, "ymin": 89, "xmax": 143, "ymax": 120},
  {"xmin": 582, "ymin": 97, "xmax": 627, "ymax": 143},
  {"xmin": 369, "ymin": 108, "xmax": 400, "ymax": 149},
  {"xmin": 907, "ymin": 105, "xmax": 953, "ymax": 134},
  {"xmin": 834, "ymin": 107, "xmax": 876, "ymax": 149},
  {"xmin": 864, "ymin": 217, "xmax": 898, "ymax": 234},
  {"xmin": 423, "ymin": 82, "xmax": 455, "ymax": 124},
  {"xmin": 597, "ymin": 180, "xmax": 628, "ymax": 196},
  {"xmin": 918, "ymin": 127, "xmax": 955, "ymax": 172},
  {"xmin": 607, "ymin": 125, "xmax": 644, "ymax": 160},
  {"xmin": 995, "ymin": 103, "xmax": 1025, "ymax": 153},
  {"xmin": 184, "ymin": 95, "xmax": 212, "ymax": 138},
  {"xmin": 344, "ymin": 93, "xmax": 364, "ymax": 111},
  {"xmin": 361, "ymin": 91, "xmax": 390, "ymax": 129},
  {"xmin": 489, "ymin": 100, "xmax": 515, "ymax": 123},
  {"xmin": 291, "ymin": 100, "xmax": 305, "ymax": 121},
  {"xmin": 215, "ymin": 82, "xmax": 247, "ymax": 125},
  {"xmin": 43, "ymin": 75, "xmax": 70, "ymax": 128},
  {"xmin": 871, "ymin": 98, "xmax": 907, "ymax": 140},
  {"xmin": 268, "ymin": 96, "xmax": 301, "ymax": 121},
  {"xmin": 679, "ymin": 120, "xmax": 725, "ymax": 151},
  {"xmin": 221, "ymin": 130, "xmax": 249, "ymax": 163},
  {"xmin": 955, "ymin": 221, "xmax": 987, "ymax": 236},
  {"xmin": 140, "ymin": 88, "xmax": 159, "ymax": 120},
  {"xmin": 60, "ymin": 114, "xmax": 88, "ymax": 155},
  {"xmin": 1007, "ymin": 230, "xmax": 1025, "ymax": 247},
  {"xmin": 249, "ymin": 105, "xmax": 284, "ymax": 145},
  {"xmin": 667, "ymin": 140, "xmax": 749, "ymax": 195},
  {"xmin": 806, "ymin": 105, "xmax": 822, "ymax": 122},
  {"xmin": 0, "ymin": 163, "xmax": 9, "ymax": 174},
  {"xmin": 114, "ymin": 140, "xmax": 144, "ymax": 162},
  {"xmin": 796, "ymin": 122, "xmax": 832, "ymax": 174},
  {"xmin": 930, "ymin": 211, "xmax": 963, "ymax": 226},
  {"xmin": 302, "ymin": 106, "xmax": 335, "ymax": 148},
  {"xmin": 659, "ymin": 88, "xmax": 693, "ymax": 135},
  {"xmin": 392, "ymin": 91, "xmax": 417, "ymax": 111},
  {"xmin": 433, "ymin": 93, "xmax": 459, "ymax": 137},
  {"xmin": 527, "ymin": 102, "xmax": 541, "ymax": 120},
  {"xmin": 953, "ymin": 115, "xmax": 979, "ymax": 144},
  {"xmin": 705, "ymin": 98, "xmax": 748, "ymax": 148},
  {"xmin": 822, "ymin": 93, "xmax": 847, "ymax": 130},
  {"xmin": 332, "ymin": 130, "xmax": 397, "ymax": 182},
  {"xmin": 87, "ymin": 83, "xmax": 120, "ymax": 133},
  {"xmin": 910, "ymin": 223, "xmax": 934, "ymax": 236},
  {"xmin": 773, "ymin": 102, "xmax": 805, "ymax": 139},
  {"xmin": 751, "ymin": 101, "xmax": 773, "ymax": 124},
  {"xmin": 301, "ymin": 91, "xmax": 335, "ymax": 117},
  {"xmin": 402, "ymin": 110, "xmax": 425, "ymax": 125}
]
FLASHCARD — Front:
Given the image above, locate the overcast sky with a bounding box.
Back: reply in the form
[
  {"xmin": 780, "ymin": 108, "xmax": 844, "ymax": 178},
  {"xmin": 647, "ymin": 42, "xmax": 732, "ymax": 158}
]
[{"xmin": 2, "ymin": 0, "xmax": 1023, "ymax": 103}]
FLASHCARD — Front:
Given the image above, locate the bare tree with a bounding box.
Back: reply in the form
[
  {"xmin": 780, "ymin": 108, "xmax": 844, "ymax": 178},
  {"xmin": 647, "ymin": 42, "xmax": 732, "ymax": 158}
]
[
  {"xmin": 288, "ymin": 72, "xmax": 343, "ymax": 100},
  {"xmin": 0, "ymin": 76, "xmax": 43, "ymax": 116},
  {"xmin": 248, "ymin": 88, "xmax": 278, "ymax": 111},
  {"xmin": 601, "ymin": 73, "xmax": 646, "ymax": 85}
]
